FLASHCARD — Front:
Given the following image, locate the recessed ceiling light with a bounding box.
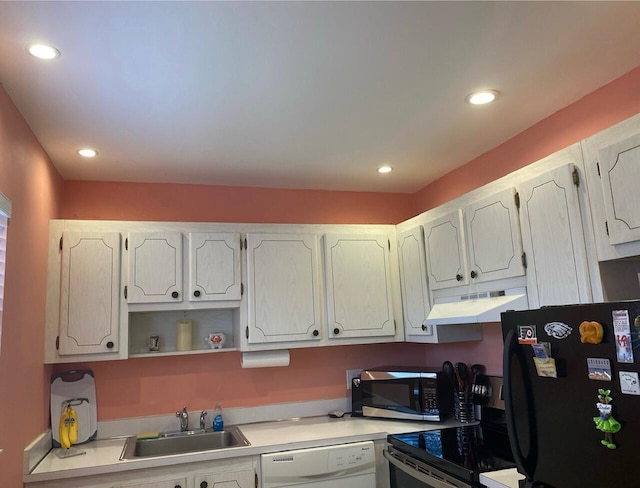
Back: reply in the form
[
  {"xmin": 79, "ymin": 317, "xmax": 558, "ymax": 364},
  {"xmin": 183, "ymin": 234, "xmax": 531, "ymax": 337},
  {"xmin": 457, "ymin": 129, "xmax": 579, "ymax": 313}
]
[
  {"xmin": 77, "ymin": 148, "xmax": 98, "ymax": 158},
  {"xmin": 27, "ymin": 43, "xmax": 60, "ymax": 60},
  {"xmin": 465, "ymin": 90, "xmax": 499, "ymax": 105},
  {"xmin": 377, "ymin": 165, "xmax": 392, "ymax": 174}
]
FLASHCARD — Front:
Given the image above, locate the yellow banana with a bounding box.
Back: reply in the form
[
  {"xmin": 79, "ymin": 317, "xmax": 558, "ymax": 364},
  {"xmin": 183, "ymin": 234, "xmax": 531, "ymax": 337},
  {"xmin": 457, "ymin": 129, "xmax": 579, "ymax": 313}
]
[
  {"xmin": 68, "ymin": 406, "xmax": 78, "ymax": 445},
  {"xmin": 59, "ymin": 406, "xmax": 71, "ymax": 449}
]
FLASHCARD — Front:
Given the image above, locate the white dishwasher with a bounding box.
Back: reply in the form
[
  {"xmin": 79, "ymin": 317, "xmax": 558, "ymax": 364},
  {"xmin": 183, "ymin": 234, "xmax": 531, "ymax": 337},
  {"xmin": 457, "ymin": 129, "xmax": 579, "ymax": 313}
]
[{"xmin": 261, "ymin": 441, "xmax": 376, "ymax": 488}]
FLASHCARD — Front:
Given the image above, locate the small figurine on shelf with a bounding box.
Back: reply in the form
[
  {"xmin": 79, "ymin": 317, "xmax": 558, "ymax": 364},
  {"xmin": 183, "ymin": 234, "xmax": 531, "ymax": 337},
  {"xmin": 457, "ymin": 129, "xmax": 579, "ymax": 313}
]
[{"xmin": 593, "ymin": 389, "xmax": 621, "ymax": 449}]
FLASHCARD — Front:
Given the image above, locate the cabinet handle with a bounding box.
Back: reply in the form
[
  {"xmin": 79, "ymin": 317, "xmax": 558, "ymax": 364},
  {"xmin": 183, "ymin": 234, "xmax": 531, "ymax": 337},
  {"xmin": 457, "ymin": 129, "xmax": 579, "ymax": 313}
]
[
  {"xmin": 171, "ymin": 291, "xmax": 179, "ymax": 299},
  {"xmin": 313, "ymin": 330, "xmax": 319, "ymax": 337},
  {"xmin": 470, "ymin": 270, "xmax": 477, "ymax": 279},
  {"xmin": 456, "ymin": 274, "xmax": 463, "ymax": 281},
  {"xmin": 106, "ymin": 341, "xmax": 114, "ymax": 349},
  {"xmin": 200, "ymin": 482, "xmax": 208, "ymax": 488},
  {"xmin": 333, "ymin": 328, "xmax": 340, "ymax": 335},
  {"xmin": 193, "ymin": 290, "xmax": 201, "ymax": 297}
]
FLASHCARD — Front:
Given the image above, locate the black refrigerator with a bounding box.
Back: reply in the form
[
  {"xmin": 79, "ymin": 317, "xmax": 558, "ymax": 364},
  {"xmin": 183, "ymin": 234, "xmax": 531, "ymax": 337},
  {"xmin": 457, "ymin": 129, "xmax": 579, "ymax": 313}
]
[{"xmin": 502, "ymin": 301, "xmax": 640, "ymax": 488}]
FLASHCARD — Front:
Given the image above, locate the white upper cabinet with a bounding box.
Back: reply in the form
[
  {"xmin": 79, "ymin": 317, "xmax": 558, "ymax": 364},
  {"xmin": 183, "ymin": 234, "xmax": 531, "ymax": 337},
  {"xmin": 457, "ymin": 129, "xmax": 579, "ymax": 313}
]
[
  {"xmin": 423, "ymin": 188, "xmax": 524, "ymax": 291},
  {"xmin": 423, "ymin": 209, "xmax": 468, "ymax": 289},
  {"xmin": 324, "ymin": 234, "xmax": 396, "ymax": 339},
  {"xmin": 127, "ymin": 232, "xmax": 183, "ymax": 303},
  {"xmin": 188, "ymin": 232, "xmax": 241, "ymax": 301},
  {"xmin": 598, "ymin": 133, "xmax": 640, "ymax": 246},
  {"xmin": 517, "ymin": 164, "xmax": 591, "ymax": 307},
  {"xmin": 464, "ymin": 187, "xmax": 524, "ymax": 283},
  {"xmin": 397, "ymin": 226, "xmax": 432, "ymax": 337},
  {"xmin": 246, "ymin": 233, "xmax": 322, "ymax": 344},
  {"xmin": 58, "ymin": 232, "xmax": 121, "ymax": 356}
]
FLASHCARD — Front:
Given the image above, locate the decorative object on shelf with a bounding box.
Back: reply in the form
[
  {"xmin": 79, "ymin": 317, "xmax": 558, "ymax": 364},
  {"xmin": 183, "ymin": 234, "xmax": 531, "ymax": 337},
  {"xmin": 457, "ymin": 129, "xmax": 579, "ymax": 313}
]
[
  {"xmin": 176, "ymin": 319, "xmax": 193, "ymax": 351},
  {"xmin": 146, "ymin": 335, "xmax": 160, "ymax": 352},
  {"xmin": 594, "ymin": 389, "xmax": 621, "ymax": 449},
  {"xmin": 204, "ymin": 332, "xmax": 226, "ymax": 349}
]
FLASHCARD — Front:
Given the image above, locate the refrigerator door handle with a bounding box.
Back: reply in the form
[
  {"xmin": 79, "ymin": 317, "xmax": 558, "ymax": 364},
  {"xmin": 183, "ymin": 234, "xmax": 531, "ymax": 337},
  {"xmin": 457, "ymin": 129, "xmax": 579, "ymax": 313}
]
[{"xmin": 503, "ymin": 329, "xmax": 537, "ymax": 481}]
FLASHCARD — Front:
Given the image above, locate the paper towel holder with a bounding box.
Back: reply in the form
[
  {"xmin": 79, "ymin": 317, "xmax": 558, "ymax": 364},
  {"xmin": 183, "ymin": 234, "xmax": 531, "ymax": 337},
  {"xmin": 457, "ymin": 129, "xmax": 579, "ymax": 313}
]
[{"xmin": 241, "ymin": 349, "xmax": 290, "ymax": 369}]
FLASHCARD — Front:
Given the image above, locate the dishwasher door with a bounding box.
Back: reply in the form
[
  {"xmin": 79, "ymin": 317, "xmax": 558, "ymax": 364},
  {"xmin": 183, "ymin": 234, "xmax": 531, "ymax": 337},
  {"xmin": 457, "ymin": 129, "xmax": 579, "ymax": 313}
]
[{"xmin": 261, "ymin": 440, "xmax": 376, "ymax": 488}]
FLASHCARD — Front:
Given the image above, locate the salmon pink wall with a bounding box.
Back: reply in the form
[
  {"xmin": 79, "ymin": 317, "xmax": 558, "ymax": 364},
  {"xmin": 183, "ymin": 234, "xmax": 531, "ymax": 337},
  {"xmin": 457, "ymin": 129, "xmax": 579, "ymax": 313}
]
[
  {"xmin": 411, "ymin": 65, "xmax": 640, "ymax": 213},
  {"xmin": 61, "ymin": 181, "xmax": 413, "ymax": 224},
  {"xmin": 0, "ymin": 85, "xmax": 63, "ymax": 487}
]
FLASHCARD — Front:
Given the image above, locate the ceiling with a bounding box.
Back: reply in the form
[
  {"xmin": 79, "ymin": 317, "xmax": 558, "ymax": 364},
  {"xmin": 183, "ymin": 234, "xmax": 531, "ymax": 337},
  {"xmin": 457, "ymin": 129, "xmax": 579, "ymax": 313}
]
[{"xmin": 1, "ymin": 2, "xmax": 640, "ymax": 194}]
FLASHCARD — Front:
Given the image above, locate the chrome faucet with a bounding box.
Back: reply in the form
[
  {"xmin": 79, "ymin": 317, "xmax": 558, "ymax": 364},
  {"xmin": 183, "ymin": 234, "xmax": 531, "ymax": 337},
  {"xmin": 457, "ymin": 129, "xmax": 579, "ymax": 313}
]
[
  {"xmin": 176, "ymin": 406, "xmax": 189, "ymax": 432},
  {"xmin": 200, "ymin": 410, "xmax": 207, "ymax": 431}
]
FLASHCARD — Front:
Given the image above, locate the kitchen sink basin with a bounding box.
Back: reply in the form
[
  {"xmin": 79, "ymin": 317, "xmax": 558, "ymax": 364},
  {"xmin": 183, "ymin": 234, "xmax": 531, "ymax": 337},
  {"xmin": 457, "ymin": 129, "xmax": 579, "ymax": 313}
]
[{"xmin": 120, "ymin": 426, "xmax": 250, "ymax": 459}]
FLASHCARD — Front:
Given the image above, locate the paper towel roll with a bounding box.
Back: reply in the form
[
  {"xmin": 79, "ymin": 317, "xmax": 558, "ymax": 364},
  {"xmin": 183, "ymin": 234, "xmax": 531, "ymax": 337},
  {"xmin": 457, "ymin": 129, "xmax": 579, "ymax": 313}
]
[{"xmin": 241, "ymin": 350, "xmax": 290, "ymax": 369}]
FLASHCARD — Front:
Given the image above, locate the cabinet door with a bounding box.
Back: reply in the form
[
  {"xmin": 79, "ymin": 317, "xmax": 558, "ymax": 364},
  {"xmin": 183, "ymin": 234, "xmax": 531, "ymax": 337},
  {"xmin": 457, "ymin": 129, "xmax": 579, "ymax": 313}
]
[
  {"xmin": 127, "ymin": 232, "xmax": 183, "ymax": 303},
  {"xmin": 246, "ymin": 233, "xmax": 322, "ymax": 343},
  {"xmin": 188, "ymin": 232, "xmax": 241, "ymax": 301},
  {"xmin": 518, "ymin": 164, "xmax": 591, "ymax": 307},
  {"xmin": 115, "ymin": 477, "xmax": 187, "ymax": 488},
  {"xmin": 324, "ymin": 234, "xmax": 395, "ymax": 338},
  {"xmin": 398, "ymin": 227, "xmax": 432, "ymax": 338},
  {"xmin": 423, "ymin": 209, "xmax": 468, "ymax": 290},
  {"xmin": 58, "ymin": 232, "xmax": 120, "ymax": 355},
  {"xmin": 465, "ymin": 187, "xmax": 524, "ymax": 283},
  {"xmin": 598, "ymin": 132, "xmax": 640, "ymax": 245},
  {"xmin": 194, "ymin": 468, "xmax": 255, "ymax": 488}
]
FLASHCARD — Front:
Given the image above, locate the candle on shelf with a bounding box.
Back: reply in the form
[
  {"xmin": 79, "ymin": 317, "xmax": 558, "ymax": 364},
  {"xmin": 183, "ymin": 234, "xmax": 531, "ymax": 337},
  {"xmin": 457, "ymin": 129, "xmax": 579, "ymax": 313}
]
[{"xmin": 176, "ymin": 319, "xmax": 193, "ymax": 351}]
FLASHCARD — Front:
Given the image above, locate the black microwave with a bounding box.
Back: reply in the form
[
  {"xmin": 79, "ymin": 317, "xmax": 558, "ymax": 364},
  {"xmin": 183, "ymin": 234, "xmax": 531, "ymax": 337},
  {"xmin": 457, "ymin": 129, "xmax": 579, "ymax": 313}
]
[{"xmin": 352, "ymin": 366, "xmax": 453, "ymax": 421}]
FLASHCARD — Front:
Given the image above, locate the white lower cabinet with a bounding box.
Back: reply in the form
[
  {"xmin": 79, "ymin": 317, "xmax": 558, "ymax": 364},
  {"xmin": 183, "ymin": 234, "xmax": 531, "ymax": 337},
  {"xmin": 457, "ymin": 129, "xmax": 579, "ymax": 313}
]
[
  {"xmin": 31, "ymin": 457, "xmax": 258, "ymax": 488},
  {"xmin": 194, "ymin": 468, "xmax": 256, "ymax": 488},
  {"xmin": 115, "ymin": 477, "xmax": 188, "ymax": 488}
]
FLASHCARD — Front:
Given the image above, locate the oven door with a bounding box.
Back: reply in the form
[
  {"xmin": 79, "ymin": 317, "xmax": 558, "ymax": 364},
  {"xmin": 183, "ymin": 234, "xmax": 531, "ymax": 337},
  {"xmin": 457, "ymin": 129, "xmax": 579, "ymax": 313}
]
[{"xmin": 384, "ymin": 446, "xmax": 473, "ymax": 488}]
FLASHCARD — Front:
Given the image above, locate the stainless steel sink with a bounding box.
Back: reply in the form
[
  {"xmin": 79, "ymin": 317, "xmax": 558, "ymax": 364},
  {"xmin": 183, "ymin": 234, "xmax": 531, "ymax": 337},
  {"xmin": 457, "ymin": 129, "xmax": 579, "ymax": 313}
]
[{"xmin": 120, "ymin": 426, "xmax": 250, "ymax": 459}]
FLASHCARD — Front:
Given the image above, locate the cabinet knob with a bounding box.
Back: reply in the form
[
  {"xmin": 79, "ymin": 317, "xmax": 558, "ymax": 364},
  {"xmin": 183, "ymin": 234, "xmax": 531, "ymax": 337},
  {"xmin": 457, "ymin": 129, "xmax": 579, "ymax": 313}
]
[
  {"xmin": 422, "ymin": 324, "xmax": 427, "ymax": 331},
  {"xmin": 193, "ymin": 290, "xmax": 201, "ymax": 297},
  {"xmin": 106, "ymin": 341, "xmax": 114, "ymax": 349},
  {"xmin": 171, "ymin": 291, "xmax": 179, "ymax": 299},
  {"xmin": 313, "ymin": 329, "xmax": 319, "ymax": 337},
  {"xmin": 333, "ymin": 328, "xmax": 340, "ymax": 335},
  {"xmin": 456, "ymin": 274, "xmax": 463, "ymax": 281},
  {"xmin": 470, "ymin": 270, "xmax": 477, "ymax": 279},
  {"xmin": 200, "ymin": 482, "xmax": 208, "ymax": 488},
  {"xmin": 175, "ymin": 485, "xmax": 182, "ymax": 488}
]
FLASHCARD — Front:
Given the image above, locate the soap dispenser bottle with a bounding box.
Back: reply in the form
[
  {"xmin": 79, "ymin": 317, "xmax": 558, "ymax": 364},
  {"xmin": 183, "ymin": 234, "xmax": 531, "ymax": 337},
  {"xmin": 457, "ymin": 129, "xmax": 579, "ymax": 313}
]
[{"xmin": 212, "ymin": 402, "xmax": 224, "ymax": 432}]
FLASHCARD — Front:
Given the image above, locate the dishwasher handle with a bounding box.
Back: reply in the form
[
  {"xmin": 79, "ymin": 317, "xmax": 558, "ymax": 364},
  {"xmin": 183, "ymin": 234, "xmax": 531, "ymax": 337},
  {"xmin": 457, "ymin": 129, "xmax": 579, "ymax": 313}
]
[{"xmin": 383, "ymin": 448, "xmax": 471, "ymax": 488}]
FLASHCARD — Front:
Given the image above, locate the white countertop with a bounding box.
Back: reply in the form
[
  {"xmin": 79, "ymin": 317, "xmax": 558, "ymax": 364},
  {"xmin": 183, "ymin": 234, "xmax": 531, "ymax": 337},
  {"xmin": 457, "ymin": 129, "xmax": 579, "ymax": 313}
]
[
  {"xmin": 480, "ymin": 468, "xmax": 524, "ymax": 488},
  {"xmin": 26, "ymin": 414, "xmax": 464, "ymax": 483}
]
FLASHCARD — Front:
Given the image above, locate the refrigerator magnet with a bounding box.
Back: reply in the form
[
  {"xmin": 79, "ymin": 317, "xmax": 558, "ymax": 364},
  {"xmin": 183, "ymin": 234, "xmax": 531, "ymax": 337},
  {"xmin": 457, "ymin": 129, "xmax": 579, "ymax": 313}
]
[
  {"xmin": 587, "ymin": 358, "xmax": 612, "ymax": 381},
  {"xmin": 544, "ymin": 321, "xmax": 572, "ymax": 339},
  {"xmin": 531, "ymin": 342, "xmax": 551, "ymax": 359},
  {"xmin": 533, "ymin": 357, "xmax": 557, "ymax": 378},
  {"xmin": 579, "ymin": 321, "xmax": 604, "ymax": 344},
  {"xmin": 594, "ymin": 389, "xmax": 621, "ymax": 449},
  {"xmin": 518, "ymin": 325, "xmax": 537, "ymax": 344},
  {"xmin": 619, "ymin": 371, "xmax": 640, "ymax": 395},
  {"xmin": 613, "ymin": 310, "xmax": 634, "ymax": 363}
]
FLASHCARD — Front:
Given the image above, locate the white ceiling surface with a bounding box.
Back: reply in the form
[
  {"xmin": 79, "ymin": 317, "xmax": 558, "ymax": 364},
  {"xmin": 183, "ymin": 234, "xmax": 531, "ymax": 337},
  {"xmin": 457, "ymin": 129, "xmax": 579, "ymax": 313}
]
[{"xmin": 1, "ymin": 2, "xmax": 640, "ymax": 194}]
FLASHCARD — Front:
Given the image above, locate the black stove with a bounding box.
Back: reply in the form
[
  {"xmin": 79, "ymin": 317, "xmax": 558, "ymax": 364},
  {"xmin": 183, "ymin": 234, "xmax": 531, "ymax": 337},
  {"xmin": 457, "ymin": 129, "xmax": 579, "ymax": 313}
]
[{"xmin": 385, "ymin": 375, "xmax": 516, "ymax": 488}]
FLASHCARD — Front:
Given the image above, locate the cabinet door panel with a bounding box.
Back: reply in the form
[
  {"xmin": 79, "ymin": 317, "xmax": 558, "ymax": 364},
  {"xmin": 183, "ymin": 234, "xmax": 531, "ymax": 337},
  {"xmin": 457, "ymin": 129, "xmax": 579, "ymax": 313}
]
[
  {"xmin": 465, "ymin": 187, "xmax": 524, "ymax": 283},
  {"xmin": 599, "ymin": 133, "xmax": 640, "ymax": 245},
  {"xmin": 127, "ymin": 232, "xmax": 183, "ymax": 303},
  {"xmin": 398, "ymin": 227, "xmax": 432, "ymax": 337},
  {"xmin": 188, "ymin": 232, "xmax": 241, "ymax": 301},
  {"xmin": 194, "ymin": 468, "xmax": 255, "ymax": 488},
  {"xmin": 423, "ymin": 210, "xmax": 468, "ymax": 289},
  {"xmin": 115, "ymin": 477, "xmax": 187, "ymax": 488},
  {"xmin": 59, "ymin": 232, "xmax": 120, "ymax": 355},
  {"xmin": 247, "ymin": 234, "xmax": 321, "ymax": 343},
  {"xmin": 324, "ymin": 234, "xmax": 395, "ymax": 338},
  {"xmin": 518, "ymin": 164, "xmax": 591, "ymax": 307}
]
